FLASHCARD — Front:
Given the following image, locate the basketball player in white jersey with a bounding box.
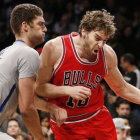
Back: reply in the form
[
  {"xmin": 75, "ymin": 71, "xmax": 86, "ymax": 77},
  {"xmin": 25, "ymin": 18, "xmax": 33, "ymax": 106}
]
[{"xmin": 0, "ymin": 4, "xmax": 67, "ymax": 140}]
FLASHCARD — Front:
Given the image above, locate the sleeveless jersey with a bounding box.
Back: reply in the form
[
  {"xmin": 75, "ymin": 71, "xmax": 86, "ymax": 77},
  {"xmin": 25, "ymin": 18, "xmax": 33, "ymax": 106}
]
[{"xmin": 49, "ymin": 33, "xmax": 108, "ymax": 122}]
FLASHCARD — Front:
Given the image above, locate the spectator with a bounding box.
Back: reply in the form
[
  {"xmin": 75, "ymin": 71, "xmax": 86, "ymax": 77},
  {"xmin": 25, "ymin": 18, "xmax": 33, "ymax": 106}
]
[
  {"xmin": 120, "ymin": 53, "xmax": 140, "ymax": 88},
  {"xmin": 113, "ymin": 118, "xmax": 131, "ymax": 140},
  {"xmin": 41, "ymin": 115, "xmax": 49, "ymax": 138},
  {"xmin": 121, "ymin": 25, "xmax": 135, "ymax": 55},
  {"xmin": 1, "ymin": 111, "xmax": 28, "ymax": 133},
  {"xmin": 120, "ymin": 53, "xmax": 140, "ymax": 118},
  {"xmin": 53, "ymin": 14, "xmax": 78, "ymax": 35},
  {"xmin": 40, "ymin": 113, "xmax": 55, "ymax": 140},
  {"xmin": 107, "ymin": 89, "xmax": 118, "ymax": 117},
  {"xmin": 115, "ymin": 97, "xmax": 130, "ymax": 116},
  {"xmin": 7, "ymin": 118, "xmax": 21, "ymax": 139},
  {"xmin": 119, "ymin": 115, "xmax": 131, "ymax": 139},
  {"xmin": 115, "ymin": 97, "xmax": 140, "ymax": 137},
  {"xmin": 101, "ymin": 82, "xmax": 117, "ymax": 117},
  {"xmin": 107, "ymin": 30, "xmax": 125, "ymax": 70}
]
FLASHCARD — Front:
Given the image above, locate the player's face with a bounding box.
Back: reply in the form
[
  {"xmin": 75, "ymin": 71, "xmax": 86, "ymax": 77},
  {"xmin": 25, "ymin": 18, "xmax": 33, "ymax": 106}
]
[
  {"xmin": 7, "ymin": 120, "xmax": 21, "ymax": 137},
  {"xmin": 28, "ymin": 15, "xmax": 47, "ymax": 46},
  {"xmin": 83, "ymin": 29, "xmax": 110, "ymax": 55},
  {"xmin": 116, "ymin": 103, "xmax": 131, "ymax": 116},
  {"xmin": 116, "ymin": 128, "xmax": 126, "ymax": 140}
]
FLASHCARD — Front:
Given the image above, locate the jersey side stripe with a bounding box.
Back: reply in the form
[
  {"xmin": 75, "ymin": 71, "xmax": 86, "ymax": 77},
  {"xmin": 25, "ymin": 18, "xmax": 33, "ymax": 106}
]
[{"xmin": 0, "ymin": 84, "xmax": 16, "ymax": 114}]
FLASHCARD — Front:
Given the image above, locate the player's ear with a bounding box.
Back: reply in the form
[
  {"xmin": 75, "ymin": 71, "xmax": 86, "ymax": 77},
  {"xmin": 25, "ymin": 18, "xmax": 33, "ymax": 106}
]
[
  {"xmin": 22, "ymin": 21, "xmax": 29, "ymax": 32},
  {"xmin": 81, "ymin": 28, "xmax": 87, "ymax": 39}
]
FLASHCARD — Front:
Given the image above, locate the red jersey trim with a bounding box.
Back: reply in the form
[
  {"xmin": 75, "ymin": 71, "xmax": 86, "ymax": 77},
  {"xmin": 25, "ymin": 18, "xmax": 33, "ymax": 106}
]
[
  {"xmin": 51, "ymin": 108, "xmax": 101, "ymax": 124},
  {"xmin": 101, "ymin": 47, "xmax": 108, "ymax": 75},
  {"xmin": 52, "ymin": 37, "xmax": 66, "ymax": 76},
  {"xmin": 70, "ymin": 33, "xmax": 99, "ymax": 65}
]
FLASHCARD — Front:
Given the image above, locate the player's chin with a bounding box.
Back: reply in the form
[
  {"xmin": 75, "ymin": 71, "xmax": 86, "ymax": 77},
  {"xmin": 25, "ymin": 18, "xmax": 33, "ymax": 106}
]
[
  {"xmin": 39, "ymin": 38, "xmax": 45, "ymax": 43},
  {"xmin": 42, "ymin": 36, "xmax": 46, "ymax": 41}
]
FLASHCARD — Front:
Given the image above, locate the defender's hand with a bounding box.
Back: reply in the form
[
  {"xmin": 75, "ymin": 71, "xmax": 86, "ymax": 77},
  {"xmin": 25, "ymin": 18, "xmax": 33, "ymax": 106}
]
[{"xmin": 50, "ymin": 104, "xmax": 67, "ymax": 126}]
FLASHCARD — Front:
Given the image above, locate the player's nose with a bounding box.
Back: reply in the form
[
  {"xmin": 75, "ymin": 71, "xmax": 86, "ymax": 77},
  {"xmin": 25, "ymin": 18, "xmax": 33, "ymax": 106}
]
[
  {"xmin": 98, "ymin": 41, "xmax": 104, "ymax": 49},
  {"xmin": 43, "ymin": 26, "xmax": 47, "ymax": 32}
]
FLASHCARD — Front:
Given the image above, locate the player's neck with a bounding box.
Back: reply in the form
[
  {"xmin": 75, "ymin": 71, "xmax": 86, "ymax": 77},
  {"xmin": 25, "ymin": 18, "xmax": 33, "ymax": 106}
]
[
  {"xmin": 73, "ymin": 34, "xmax": 86, "ymax": 54},
  {"xmin": 72, "ymin": 34, "xmax": 96, "ymax": 61},
  {"xmin": 76, "ymin": 35, "xmax": 94, "ymax": 56},
  {"xmin": 15, "ymin": 35, "xmax": 35, "ymax": 48}
]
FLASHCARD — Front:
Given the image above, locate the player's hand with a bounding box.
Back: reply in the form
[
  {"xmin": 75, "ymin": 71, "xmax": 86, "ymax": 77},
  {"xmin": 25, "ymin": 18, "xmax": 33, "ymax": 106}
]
[
  {"xmin": 65, "ymin": 86, "xmax": 91, "ymax": 101},
  {"xmin": 50, "ymin": 104, "xmax": 67, "ymax": 126}
]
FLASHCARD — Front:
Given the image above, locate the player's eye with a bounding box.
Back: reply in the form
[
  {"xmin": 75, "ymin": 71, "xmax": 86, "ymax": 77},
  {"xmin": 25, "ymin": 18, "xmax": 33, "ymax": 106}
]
[{"xmin": 95, "ymin": 38, "xmax": 100, "ymax": 41}]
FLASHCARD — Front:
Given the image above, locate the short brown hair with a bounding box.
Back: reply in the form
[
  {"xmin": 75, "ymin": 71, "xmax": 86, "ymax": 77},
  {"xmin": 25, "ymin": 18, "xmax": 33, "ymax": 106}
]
[
  {"xmin": 79, "ymin": 9, "xmax": 116, "ymax": 37},
  {"xmin": 7, "ymin": 118, "xmax": 20, "ymax": 128},
  {"xmin": 10, "ymin": 4, "xmax": 43, "ymax": 35}
]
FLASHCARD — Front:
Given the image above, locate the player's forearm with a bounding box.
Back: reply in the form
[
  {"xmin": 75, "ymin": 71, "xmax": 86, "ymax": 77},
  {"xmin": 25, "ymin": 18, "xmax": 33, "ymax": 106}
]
[
  {"xmin": 35, "ymin": 82, "xmax": 69, "ymax": 98},
  {"xmin": 116, "ymin": 82, "xmax": 140, "ymax": 104},
  {"xmin": 20, "ymin": 104, "xmax": 44, "ymax": 139},
  {"xmin": 34, "ymin": 94, "xmax": 56, "ymax": 112}
]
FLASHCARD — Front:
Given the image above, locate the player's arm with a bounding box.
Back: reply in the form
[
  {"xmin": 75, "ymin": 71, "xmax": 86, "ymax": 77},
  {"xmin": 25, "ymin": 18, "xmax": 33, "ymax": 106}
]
[
  {"xmin": 35, "ymin": 38, "xmax": 91, "ymax": 100},
  {"xmin": 34, "ymin": 95, "xmax": 67, "ymax": 126},
  {"xmin": 18, "ymin": 77, "xmax": 44, "ymax": 140},
  {"xmin": 104, "ymin": 45, "xmax": 140, "ymax": 104}
]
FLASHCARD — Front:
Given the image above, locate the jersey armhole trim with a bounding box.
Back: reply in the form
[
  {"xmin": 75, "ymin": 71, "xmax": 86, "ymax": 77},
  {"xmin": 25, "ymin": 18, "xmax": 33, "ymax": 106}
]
[
  {"xmin": 101, "ymin": 47, "xmax": 108, "ymax": 75},
  {"xmin": 52, "ymin": 37, "xmax": 66, "ymax": 76}
]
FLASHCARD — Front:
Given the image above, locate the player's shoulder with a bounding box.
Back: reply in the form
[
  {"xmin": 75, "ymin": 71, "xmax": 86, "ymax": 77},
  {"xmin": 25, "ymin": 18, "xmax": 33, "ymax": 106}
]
[
  {"xmin": 104, "ymin": 44, "xmax": 116, "ymax": 56},
  {"xmin": 43, "ymin": 36, "xmax": 62, "ymax": 51},
  {"xmin": 14, "ymin": 42, "xmax": 38, "ymax": 54},
  {"xmin": 16, "ymin": 44, "xmax": 39, "ymax": 60},
  {"xmin": 25, "ymin": 44, "xmax": 38, "ymax": 53},
  {"xmin": 103, "ymin": 44, "xmax": 117, "ymax": 68},
  {"xmin": 42, "ymin": 36, "xmax": 63, "ymax": 57}
]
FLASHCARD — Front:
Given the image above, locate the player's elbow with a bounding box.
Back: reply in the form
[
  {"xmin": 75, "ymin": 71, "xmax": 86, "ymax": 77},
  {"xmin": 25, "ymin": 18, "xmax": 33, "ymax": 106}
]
[
  {"xmin": 19, "ymin": 104, "xmax": 34, "ymax": 116},
  {"xmin": 35, "ymin": 82, "xmax": 48, "ymax": 97},
  {"xmin": 114, "ymin": 83, "xmax": 127, "ymax": 97},
  {"xmin": 34, "ymin": 82, "xmax": 41, "ymax": 96}
]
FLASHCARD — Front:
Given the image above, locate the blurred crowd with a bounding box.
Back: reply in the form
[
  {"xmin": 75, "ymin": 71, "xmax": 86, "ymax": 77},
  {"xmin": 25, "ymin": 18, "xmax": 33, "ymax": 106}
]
[
  {"xmin": 1, "ymin": 0, "xmax": 140, "ymax": 61},
  {"xmin": 0, "ymin": 0, "xmax": 140, "ymax": 140}
]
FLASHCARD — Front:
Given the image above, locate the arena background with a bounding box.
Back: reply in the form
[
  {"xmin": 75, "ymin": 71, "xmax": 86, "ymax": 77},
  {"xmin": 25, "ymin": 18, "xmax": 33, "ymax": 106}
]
[{"xmin": 0, "ymin": 0, "xmax": 140, "ymax": 140}]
